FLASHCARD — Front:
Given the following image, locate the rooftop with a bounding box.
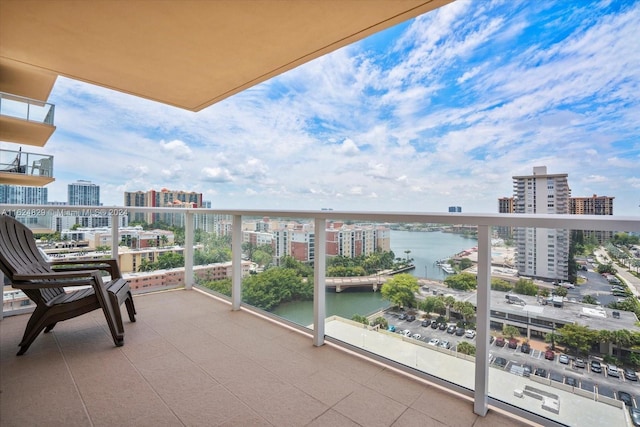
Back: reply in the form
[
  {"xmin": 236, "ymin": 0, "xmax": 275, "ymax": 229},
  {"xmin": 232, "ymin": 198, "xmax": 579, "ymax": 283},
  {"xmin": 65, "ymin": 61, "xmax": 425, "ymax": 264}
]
[{"xmin": 1, "ymin": 287, "xmax": 530, "ymax": 427}]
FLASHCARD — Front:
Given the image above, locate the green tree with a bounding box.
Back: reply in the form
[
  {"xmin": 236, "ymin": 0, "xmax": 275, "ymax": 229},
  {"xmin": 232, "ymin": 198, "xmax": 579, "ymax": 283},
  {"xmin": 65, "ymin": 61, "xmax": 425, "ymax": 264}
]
[
  {"xmin": 597, "ymin": 263, "xmax": 617, "ymax": 275},
  {"xmin": 553, "ymin": 287, "xmax": 568, "ymax": 297},
  {"xmin": 351, "ymin": 314, "xmax": 369, "ymax": 325},
  {"xmin": 491, "ymin": 278, "xmax": 513, "ymax": 292},
  {"xmin": 453, "ymin": 300, "xmax": 476, "ymax": 323},
  {"xmin": 199, "ymin": 277, "xmax": 232, "ymax": 296},
  {"xmin": 458, "ymin": 258, "xmax": 474, "ymax": 270},
  {"xmin": 138, "ymin": 258, "xmax": 155, "ymax": 272},
  {"xmin": 612, "ymin": 329, "xmax": 633, "ymax": 359},
  {"xmin": 419, "ymin": 296, "xmax": 445, "ymax": 315},
  {"xmin": 280, "ymin": 255, "xmax": 313, "ymax": 277},
  {"xmin": 513, "ymin": 278, "xmax": 538, "ymax": 296},
  {"xmin": 242, "ymin": 267, "xmax": 311, "ymax": 310},
  {"xmin": 372, "ymin": 316, "xmax": 388, "ymax": 329},
  {"xmin": 555, "ymin": 323, "xmax": 597, "ymax": 356},
  {"xmin": 156, "ymin": 252, "xmax": 184, "ymax": 269},
  {"xmin": 582, "ymin": 295, "xmax": 598, "ymax": 305},
  {"xmin": 502, "ymin": 325, "xmax": 520, "ymax": 339},
  {"xmin": 441, "ymin": 295, "xmax": 456, "ymax": 319},
  {"xmin": 457, "ymin": 341, "xmax": 476, "ymax": 356},
  {"xmin": 380, "ymin": 273, "xmax": 419, "ymax": 308},
  {"xmin": 443, "ymin": 273, "xmax": 477, "ymax": 291}
]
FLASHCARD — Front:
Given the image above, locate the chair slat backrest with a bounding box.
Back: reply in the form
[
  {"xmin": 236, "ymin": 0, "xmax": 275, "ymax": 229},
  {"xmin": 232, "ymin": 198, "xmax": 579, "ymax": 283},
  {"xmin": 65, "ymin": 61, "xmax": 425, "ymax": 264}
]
[{"xmin": 0, "ymin": 215, "xmax": 63, "ymax": 304}]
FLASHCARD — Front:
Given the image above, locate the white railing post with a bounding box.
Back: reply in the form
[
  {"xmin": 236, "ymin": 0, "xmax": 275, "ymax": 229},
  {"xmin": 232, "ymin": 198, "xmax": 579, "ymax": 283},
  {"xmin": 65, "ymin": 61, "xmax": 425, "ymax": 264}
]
[
  {"xmin": 313, "ymin": 217, "xmax": 327, "ymax": 346},
  {"xmin": 474, "ymin": 224, "xmax": 491, "ymax": 416},
  {"xmin": 231, "ymin": 215, "xmax": 242, "ymax": 310},
  {"xmin": 111, "ymin": 214, "xmax": 119, "ymax": 262},
  {"xmin": 184, "ymin": 212, "xmax": 194, "ymax": 290}
]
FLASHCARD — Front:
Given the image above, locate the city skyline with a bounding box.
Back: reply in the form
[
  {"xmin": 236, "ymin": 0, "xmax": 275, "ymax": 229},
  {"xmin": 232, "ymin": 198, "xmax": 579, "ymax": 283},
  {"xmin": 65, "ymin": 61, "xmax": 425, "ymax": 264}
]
[{"xmin": 3, "ymin": 1, "xmax": 639, "ymax": 215}]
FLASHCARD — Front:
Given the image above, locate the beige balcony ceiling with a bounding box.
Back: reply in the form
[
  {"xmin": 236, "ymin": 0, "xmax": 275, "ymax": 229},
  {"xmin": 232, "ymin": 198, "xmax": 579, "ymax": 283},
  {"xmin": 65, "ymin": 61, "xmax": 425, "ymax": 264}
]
[{"xmin": 0, "ymin": 0, "xmax": 452, "ymax": 111}]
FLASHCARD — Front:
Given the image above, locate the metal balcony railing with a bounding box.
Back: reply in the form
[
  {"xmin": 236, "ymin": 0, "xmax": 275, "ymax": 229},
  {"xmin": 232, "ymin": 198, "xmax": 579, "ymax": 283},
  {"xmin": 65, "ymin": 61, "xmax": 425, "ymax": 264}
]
[
  {"xmin": 0, "ymin": 204, "xmax": 638, "ymax": 427},
  {"xmin": 0, "ymin": 148, "xmax": 53, "ymax": 177},
  {"xmin": 0, "ymin": 92, "xmax": 55, "ymax": 125}
]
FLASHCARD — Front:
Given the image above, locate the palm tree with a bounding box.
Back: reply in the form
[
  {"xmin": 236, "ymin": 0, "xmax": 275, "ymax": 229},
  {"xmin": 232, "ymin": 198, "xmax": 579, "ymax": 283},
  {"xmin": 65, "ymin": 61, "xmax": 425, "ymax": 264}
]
[
  {"xmin": 441, "ymin": 295, "xmax": 456, "ymax": 320},
  {"xmin": 613, "ymin": 329, "xmax": 633, "ymax": 359}
]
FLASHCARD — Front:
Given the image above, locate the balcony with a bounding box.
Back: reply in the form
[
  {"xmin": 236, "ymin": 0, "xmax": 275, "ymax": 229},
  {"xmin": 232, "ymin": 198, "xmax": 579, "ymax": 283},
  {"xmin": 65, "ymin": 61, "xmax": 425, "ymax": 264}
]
[
  {"xmin": 0, "ymin": 92, "xmax": 56, "ymax": 147},
  {"xmin": 0, "ymin": 148, "xmax": 54, "ymax": 185},
  {"xmin": 1, "ymin": 287, "xmax": 525, "ymax": 427},
  {"xmin": 1, "ymin": 206, "xmax": 639, "ymax": 427}
]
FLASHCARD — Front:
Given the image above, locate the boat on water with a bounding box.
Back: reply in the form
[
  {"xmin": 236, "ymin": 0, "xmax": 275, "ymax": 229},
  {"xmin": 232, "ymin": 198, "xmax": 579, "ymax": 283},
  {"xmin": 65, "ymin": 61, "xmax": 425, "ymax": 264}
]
[{"xmin": 440, "ymin": 263, "xmax": 455, "ymax": 274}]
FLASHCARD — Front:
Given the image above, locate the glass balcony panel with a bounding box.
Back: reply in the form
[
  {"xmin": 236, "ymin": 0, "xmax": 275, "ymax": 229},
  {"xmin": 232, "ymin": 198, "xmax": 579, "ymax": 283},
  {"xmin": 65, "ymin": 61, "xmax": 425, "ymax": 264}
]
[
  {"xmin": 0, "ymin": 148, "xmax": 53, "ymax": 176},
  {"xmin": 1, "ymin": 205, "xmax": 638, "ymax": 427},
  {"xmin": 0, "ymin": 92, "xmax": 55, "ymax": 124}
]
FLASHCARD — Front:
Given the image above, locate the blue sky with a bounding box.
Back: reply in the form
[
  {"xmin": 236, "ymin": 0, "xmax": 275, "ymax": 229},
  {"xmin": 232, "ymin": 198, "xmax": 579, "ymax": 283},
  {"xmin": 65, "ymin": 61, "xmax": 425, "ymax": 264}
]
[{"xmin": 9, "ymin": 0, "xmax": 640, "ymax": 215}]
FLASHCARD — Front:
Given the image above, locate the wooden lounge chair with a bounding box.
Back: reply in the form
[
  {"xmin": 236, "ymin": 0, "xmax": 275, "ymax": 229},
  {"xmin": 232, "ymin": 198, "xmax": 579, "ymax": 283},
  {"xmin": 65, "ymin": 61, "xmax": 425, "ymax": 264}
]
[{"xmin": 0, "ymin": 215, "xmax": 136, "ymax": 355}]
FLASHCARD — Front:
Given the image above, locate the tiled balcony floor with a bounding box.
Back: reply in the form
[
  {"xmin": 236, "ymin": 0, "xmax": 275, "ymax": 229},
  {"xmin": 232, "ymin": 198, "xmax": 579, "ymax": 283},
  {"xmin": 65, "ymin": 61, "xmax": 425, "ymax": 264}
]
[{"xmin": 1, "ymin": 288, "xmax": 536, "ymax": 427}]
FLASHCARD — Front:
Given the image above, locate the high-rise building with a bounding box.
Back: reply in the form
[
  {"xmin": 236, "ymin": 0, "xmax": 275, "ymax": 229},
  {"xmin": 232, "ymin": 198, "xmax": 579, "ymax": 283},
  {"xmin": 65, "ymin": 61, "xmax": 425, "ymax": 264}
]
[
  {"xmin": 512, "ymin": 166, "xmax": 570, "ymax": 281},
  {"xmin": 497, "ymin": 197, "xmax": 515, "ymax": 239},
  {"xmin": 570, "ymin": 194, "xmax": 615, "ymax": 244},
  {"xmin": 0, "ymin": 185, "xmax": 48, "ymax": 204},
  {"xmin": 68, "ymin": 180, "xmax": 100, "ymax": 205},
  {"xmin": 124, "ymin": 188, "xmax": 203, "ymax": 225}
]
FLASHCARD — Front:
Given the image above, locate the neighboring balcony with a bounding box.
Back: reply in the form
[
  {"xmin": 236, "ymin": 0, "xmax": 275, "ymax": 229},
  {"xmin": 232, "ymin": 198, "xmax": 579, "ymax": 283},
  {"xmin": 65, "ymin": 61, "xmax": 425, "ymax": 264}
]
[
  {"xmin": 0, "ymin": 91, "xmax": 56, "ymax": 147},
  {"xmin": 0, "ymin": 148, "xmax": 54, "ymax": 185}
]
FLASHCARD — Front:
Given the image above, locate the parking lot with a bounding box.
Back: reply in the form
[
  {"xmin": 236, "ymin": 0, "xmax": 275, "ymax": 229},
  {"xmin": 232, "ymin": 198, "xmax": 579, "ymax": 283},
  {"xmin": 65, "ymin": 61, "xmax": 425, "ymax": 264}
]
[{"xmin": 384, "ymin": 309, "xmax": 640, "ymax": 409}]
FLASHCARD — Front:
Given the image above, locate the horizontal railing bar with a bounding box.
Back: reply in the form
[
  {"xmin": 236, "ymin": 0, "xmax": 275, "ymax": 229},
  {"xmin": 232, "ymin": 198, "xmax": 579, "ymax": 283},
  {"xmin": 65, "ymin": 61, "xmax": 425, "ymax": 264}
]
[{"xmin": 0, "ymin": 204, "xmax": 638, "ymax": 232}]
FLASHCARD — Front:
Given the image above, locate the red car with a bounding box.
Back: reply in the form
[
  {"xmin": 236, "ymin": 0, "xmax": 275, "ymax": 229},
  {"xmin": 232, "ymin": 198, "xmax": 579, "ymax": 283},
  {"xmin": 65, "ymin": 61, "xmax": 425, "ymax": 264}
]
[{"xmin": 545, "ymin": 350, "xmax": 555, "ymax": 360}]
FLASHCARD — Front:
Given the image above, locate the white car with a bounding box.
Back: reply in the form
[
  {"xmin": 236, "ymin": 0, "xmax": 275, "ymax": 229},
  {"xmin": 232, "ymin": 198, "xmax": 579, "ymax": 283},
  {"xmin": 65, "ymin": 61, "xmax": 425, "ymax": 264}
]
[
  {"xmin": 402, "ymin": 329, "xmax": 412, "ymax": 337},
  {"xmin": 412, "ymin": 333, "xmax": 421, "ymax": 340},
  {"xmin": 428, "ymin": 338, "xmax": 439, "ymax": 346},
  {"xmin": 607, "ymin": 364, "xmax": 620, "ymax": 378},
  {"xmin": 465, "ymin": 330, "xmax": 476, "ymax": 339},
  {"xmin": 438, "ymin": 340, "xmax": 451, "ymax": 349}
]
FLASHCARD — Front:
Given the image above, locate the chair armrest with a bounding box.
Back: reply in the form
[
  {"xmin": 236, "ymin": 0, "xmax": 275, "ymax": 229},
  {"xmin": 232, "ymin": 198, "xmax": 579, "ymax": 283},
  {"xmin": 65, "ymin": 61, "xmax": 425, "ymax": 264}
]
[
  {"xmin": 12, "ymin": 270, "xmax": 103, "ymax": 289},
  {"xmin": 51, "ymin": 259, "xmax": 122, "ymax": 278}
]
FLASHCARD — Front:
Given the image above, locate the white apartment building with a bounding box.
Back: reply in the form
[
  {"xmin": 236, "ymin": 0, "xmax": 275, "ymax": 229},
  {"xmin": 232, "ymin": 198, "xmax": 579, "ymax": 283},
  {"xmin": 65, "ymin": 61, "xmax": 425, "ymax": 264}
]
[{"xmin": 513, "ymin": 166, "xmax": 570, "ymax": 281}]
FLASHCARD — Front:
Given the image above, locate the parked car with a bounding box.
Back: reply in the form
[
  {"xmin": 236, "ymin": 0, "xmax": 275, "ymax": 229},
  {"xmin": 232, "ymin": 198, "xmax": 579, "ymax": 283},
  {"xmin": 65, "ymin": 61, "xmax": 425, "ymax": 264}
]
[
  {"xmin": 412, "ymin": 333, "xmax": 421, "ymax": 340},
  {"xmin": 428, "ymin": 338, "xmax": 439, "ymax": 346},
  {"xmin": 439, "ymin": 340, "xmax": 451, "ymax": 349},
  {"xmin": 534, "ymin": 368, "xmax": 547, "ymax": 378},
  {"xmin": 590, "ymin": 360, "xmax": 603, "ymax": 373},
  {"xmin": 406, "ymin": 314, "xmax": 416, "ymax": 322},
  {"xmin": 431, "ymin": 321, "xmax": 440, "ymax": 329},
  {"xmin": 455, "ymin": 327, "xmax": 465, "ymax": 336},
  {"xmin": 574, "ymin": 358, "xmax": 586, "ymax": 369},
  {"xmin": 387, "ymin": 325, "xmax": 396, "ymax": 332},
  {"xmin": 520, "ymin": 342, "xmax": 531, "ymax": 354},
  {"xmin": 559, "ymin": 354, "xmax": 569, "ymax": 364},
  {"xmin": 566, "ymin": 377, "xmax": 578, "ymax": 387},
  {"xmin": 494, "ymin": 357, "xmax": 507, "ymax": 368},
  {"xmin": 446, "ymin": 324, "xmax": 457, "ymax": 334},
  {"xmin": 607, "ymin": 364, "xmax": 620, "ymax": 378},
  {"xmin": 523, "ymin": 364, "xmax": 532, "ymax": 377},
  {"xmin": 439, "ymin": 322, "xmax": 447, "ymax": 331},
  {"xmin": 544, "ymin": 350, "xmax": 555, "ymax": 361},
  {"xmin": 421, "ymin": 319, "xmax": 432, "ymax": 327},
  {"xmin": 402, "ymin": 329, "xmax": 412, "ymax": 337},
  {"xmin": 625, "ymin": 368, "xmax": 639, "ymax": 381},
  {"xmin": 495, "ymin": 337, "xmax": 505, "ymax": 347},
  {"xmin": 489, "ymin": 335, "xmax": 495, "ymax": 344},
  {"xmin": 465, "ymin": 330, "xmax": 476, "ymax": 339},
  {"xmin": 630, "ymin": 407, "xmax": 640, "ymax": 427},
  {"xmin": 618, "ymin": 391, "xmax": 632, "ymax": 407},
  {"xmin": 508, "ymin": 338, "xmax": 518, "ymax": 349},
  {"xmin": 399, "ymin": 313, "xmax": 407, "ymax": 320}
]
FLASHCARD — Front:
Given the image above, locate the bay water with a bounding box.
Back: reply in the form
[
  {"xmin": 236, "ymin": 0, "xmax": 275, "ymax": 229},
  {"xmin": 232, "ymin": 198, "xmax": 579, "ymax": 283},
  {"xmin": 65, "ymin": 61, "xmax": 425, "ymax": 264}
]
[{"xmin": 272, "ymin": 230, "xmax": 477, "ymax": 325}]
